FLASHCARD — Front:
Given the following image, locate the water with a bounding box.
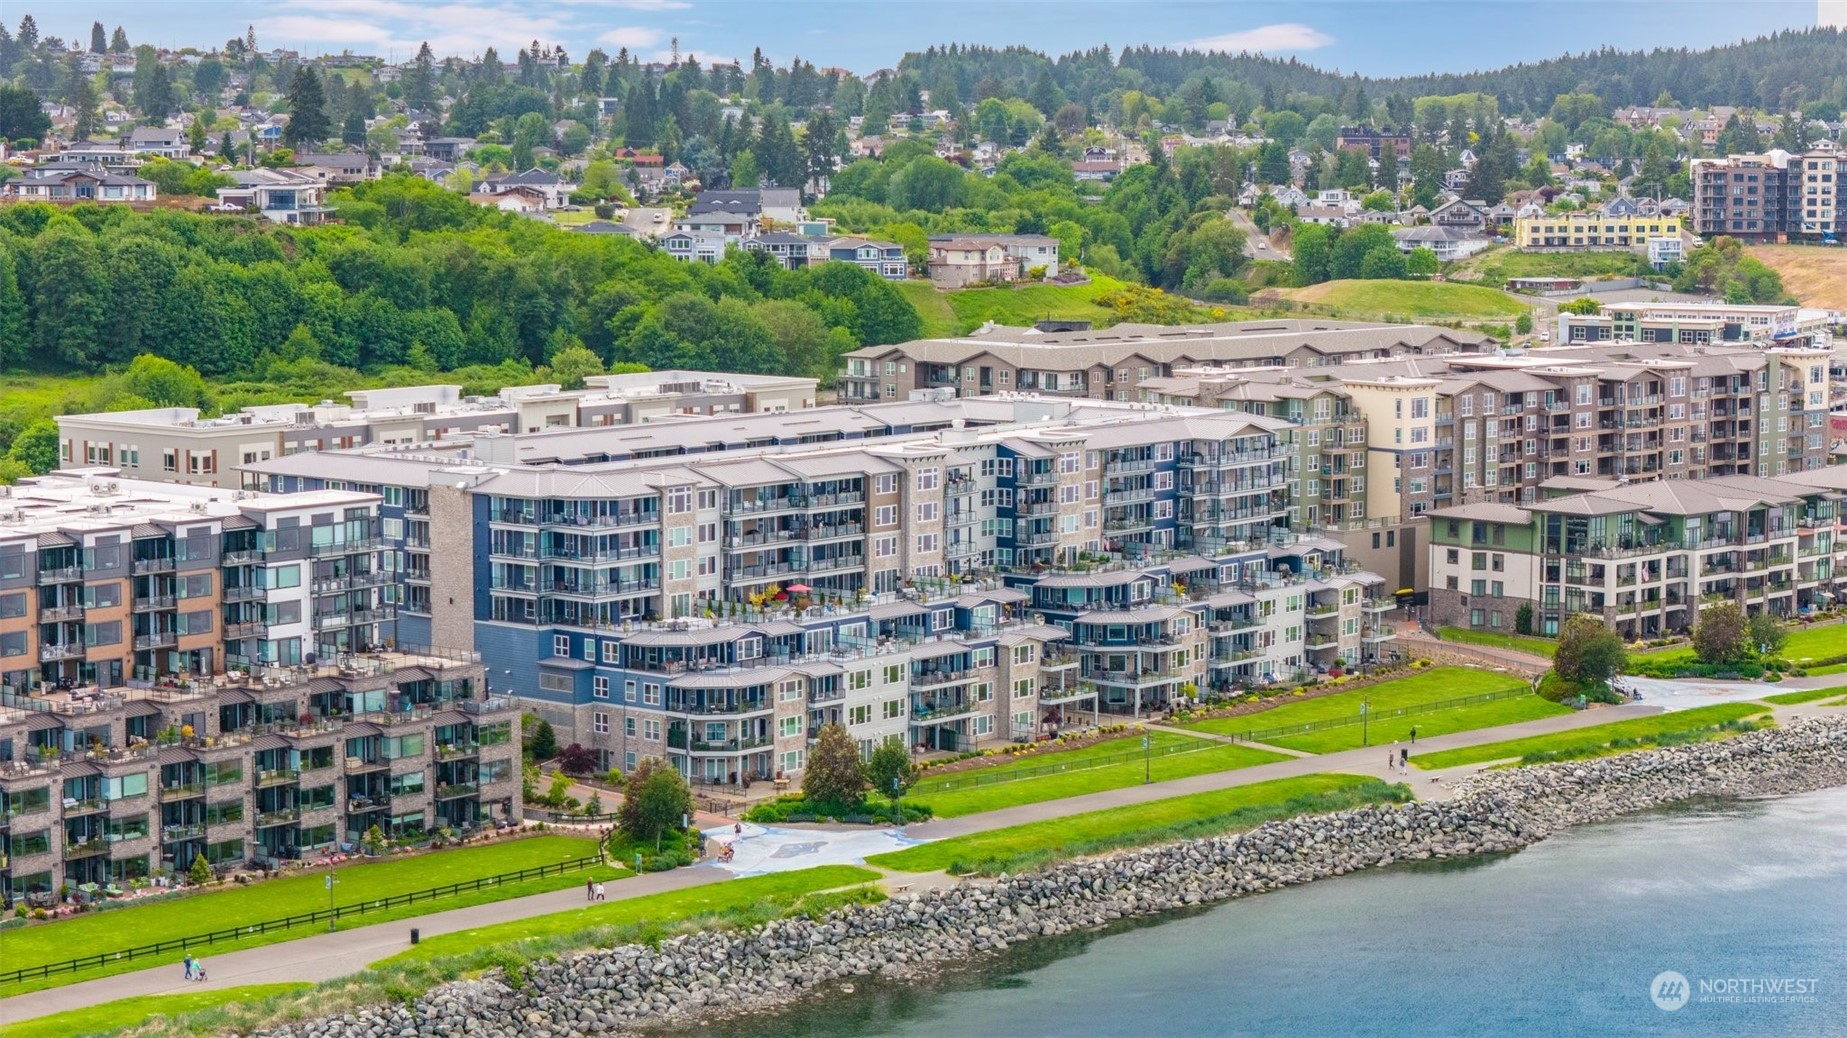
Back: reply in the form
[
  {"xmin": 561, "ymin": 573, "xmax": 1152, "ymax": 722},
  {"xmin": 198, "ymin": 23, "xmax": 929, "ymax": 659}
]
[{"xmin": 710, "ymin": 786, "xmax": 1847, "ymax": 1038}]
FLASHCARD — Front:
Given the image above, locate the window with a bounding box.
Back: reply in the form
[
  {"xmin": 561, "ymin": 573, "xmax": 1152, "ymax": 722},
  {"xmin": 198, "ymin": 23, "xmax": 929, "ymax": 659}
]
[
  {"xmin": 593, "ymin": 711, "xmax": 610, "ymax": 735},
  {"xmin": 553, "ymin": 634, "xmax": 570, "ymax": 657},
  {"xmin": 779, "ymin": 715, "xmax": 803, "ymax": 738},
  {"xmin": 849, "ymin": 704, "xmax": 872, "ymax": 725},
  {"xmin": 593, "ymin": 676, "xmax": 609, "ymax": 699},
  {"xmin": 876, "ymin": 505, "xmax": 897, "ymax": 527}
]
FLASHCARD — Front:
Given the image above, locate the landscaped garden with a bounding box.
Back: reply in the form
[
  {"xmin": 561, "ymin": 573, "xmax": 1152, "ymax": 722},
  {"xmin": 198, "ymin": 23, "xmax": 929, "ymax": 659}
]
[
  {"xmin": 865, "ymin": 774, "xmax": 1409, "ymax": 876},
  {"xmin": 2, "ymin": 834, "xmax": 619, "ymax": 994},
  {"xmin": 1408, "ymin": 703, "xmax": 1770, "ymax": 770}
]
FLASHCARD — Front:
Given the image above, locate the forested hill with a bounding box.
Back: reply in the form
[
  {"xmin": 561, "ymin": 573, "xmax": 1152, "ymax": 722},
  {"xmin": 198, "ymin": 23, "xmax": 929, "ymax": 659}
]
[
  {"xmin": 900, "ymin": 28, "xmax": 1847, "ymax": 118},
  {"xmin": 0, "ymin": 177, "xmax": 920, "ymax": 382}
]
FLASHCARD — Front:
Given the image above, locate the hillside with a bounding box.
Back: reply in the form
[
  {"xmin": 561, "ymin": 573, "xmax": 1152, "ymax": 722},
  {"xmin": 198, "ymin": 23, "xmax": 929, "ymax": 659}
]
[
  {"xmin": 1447, "ymin": 247, "xmax": 1651, "ymax": 288},
  {"xmin": 894, "ymin": 275, "xmax": 1187, "ymax": 337},
  {"xmin": 1275, "ymin": 280, "xmax": 1530, "ymax": 320},
  {"xmin": 1745, "ymin": 247, "xmax": 1847, "ymax": 310}
]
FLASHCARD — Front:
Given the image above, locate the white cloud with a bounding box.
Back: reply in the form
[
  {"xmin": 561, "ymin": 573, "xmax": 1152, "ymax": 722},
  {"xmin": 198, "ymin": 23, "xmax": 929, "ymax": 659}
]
[
  {"xmin": 598, "ymin": 26, "xmax": 664, "ymax": 49},
  {"xmin": 1174, "ymin": 23, "xmax": 1334, "ymax": 54},
  {"xmin": 601, "ymin": 0, "xmax": 693, "ymax": 9},
  {"xmin": 256, "ymin": 1, "xmax": 577, "ymax": 57}
]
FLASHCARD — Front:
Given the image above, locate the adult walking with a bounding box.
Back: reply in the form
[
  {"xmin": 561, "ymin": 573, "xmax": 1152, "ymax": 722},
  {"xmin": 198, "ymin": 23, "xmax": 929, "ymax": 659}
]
[{"xmin": 182, "ymin": 953, "xmax": 194, "ymax": 981}]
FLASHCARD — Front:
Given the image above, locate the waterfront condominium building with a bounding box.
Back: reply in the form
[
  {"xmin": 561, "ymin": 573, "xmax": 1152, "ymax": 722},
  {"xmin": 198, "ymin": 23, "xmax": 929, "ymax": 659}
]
[
  {"xmin": 1427, "ymin": 468, "xmax": 1847, "ymax": 641},
  {"xmin": 1554, "ymin": 302, "xmax": 1832, "ymax": 347},
  {"xmin": 52, "ymin": 372, "xmax": 818, "ymax": 490},
  {"xmin": 242, "ymin": 398, "xmax": 1394, "ymax": 783},
  {"xmin": 0, "ymin": 471, "xmax": 518, "ymax": 905},
  {"xmin": 1691, "ymin": 141, "xmax": 1842, "ymax": 242},
  {"xmin": 834, "ymin": 319, "xmax": 1495, "ymax": 404}
]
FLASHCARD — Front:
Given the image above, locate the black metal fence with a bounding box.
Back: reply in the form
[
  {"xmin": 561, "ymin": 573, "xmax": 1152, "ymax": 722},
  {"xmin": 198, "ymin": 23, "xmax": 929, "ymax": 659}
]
[
  {"xmin": 0, "ymin": 851, "xmax": 604, "ymax": 985},
  {"xmin": 1223, "ymin": 686, "xmax": 1537, "ymax": 743}
]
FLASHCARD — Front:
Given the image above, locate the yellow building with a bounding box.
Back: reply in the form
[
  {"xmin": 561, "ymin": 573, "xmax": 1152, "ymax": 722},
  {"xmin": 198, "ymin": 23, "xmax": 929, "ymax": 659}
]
[{"xmin": 1514, "ymin": 213, "xmax": 1682, "ymax": 249}]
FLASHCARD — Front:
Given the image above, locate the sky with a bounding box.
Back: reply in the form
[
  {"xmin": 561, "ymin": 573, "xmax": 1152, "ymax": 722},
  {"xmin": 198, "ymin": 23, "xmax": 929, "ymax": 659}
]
[{"xmin": 17, "ymin": 1, "xmax": 1837, "ymax": 77}]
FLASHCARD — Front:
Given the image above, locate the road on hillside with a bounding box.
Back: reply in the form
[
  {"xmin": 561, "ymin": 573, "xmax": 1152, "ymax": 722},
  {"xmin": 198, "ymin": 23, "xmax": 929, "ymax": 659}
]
[{"xmin": 1227, "ymin": 207, "xmax": 1291, "ymax": 261}]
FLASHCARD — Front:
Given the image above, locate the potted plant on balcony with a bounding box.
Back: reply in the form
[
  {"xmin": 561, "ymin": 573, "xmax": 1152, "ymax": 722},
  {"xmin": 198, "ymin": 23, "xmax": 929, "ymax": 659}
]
[{"xmin": 361, "ymin": 824, "xmax": 388, "ymax": 857}]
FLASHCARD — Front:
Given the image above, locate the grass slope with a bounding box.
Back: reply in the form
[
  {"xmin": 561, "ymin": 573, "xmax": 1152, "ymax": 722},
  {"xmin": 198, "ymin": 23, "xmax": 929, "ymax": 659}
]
[
  {"xmin": 1281, "ymin": 279, "xmax": 1529, "ymax": 318},
  {"xmin": 379, "ymin": 865, "xmax": 881, "ymax": 966},
  {"xmin": 1761, "ymin": 686, "xmax": 1847, "ymax": 705},
  {"xmin": 1, "ymin": 983, "xmax": 311, "ymax": 1038},
  {"xmin": 1745, "ymin": 245, "xmax": 1847, "ymax": 310},
  {"xmin": 1182, "ymin": 667, "xmax": 1536, "ymax": 740},
  {"xmin": 1268, "ymin": 695, "xmax": 1570, "ymax": 754},
  {"xmin": 1437, "ymin": 627, "xmax": 1559, "ymax": 658},
  {"xmin": 1410, "ymin": 703, "xmax": 1768, "ymax": 769},
  {"xmin": 2, "ymin": 836, "xmax": 617, "ymax": 992},
  {"xmin": 893, "ymin": 274, "xmax": 1140, "ymax": 338},
  {"xmin": 908, "ymin": 734, "xmax": 1288, "ymax": 818},
  {"xmin": 1451, "ymin": 247, "xmax": 1647, "ymax": 287},
  {"xmin": 867, "ymin": 774, "xmax": 1408, "ymax": 876}
]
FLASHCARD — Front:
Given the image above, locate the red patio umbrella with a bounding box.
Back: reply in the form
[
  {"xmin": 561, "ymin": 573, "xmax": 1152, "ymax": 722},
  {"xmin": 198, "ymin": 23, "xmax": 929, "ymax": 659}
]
[{"xmin": 786, "ymin": 583, "xmax": 812, "ymax": 593}]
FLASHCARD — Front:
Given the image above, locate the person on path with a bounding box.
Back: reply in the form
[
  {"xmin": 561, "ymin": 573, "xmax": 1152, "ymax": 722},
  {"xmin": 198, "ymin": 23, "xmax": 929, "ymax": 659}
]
[
  {"xmin": 1410, "ymin": 727, "xmax": 1417, "ymax": 744},
  {"xmin": 1386, "ymin": 752, "xmax": 1394, "ymax": 772},
  {"xmin": 1401, "ymin": 748, "xmax": 1409, "ymax": 767},
  {"xmin": 586, "ymin": 877, "xmax": 594, "ymax": 902},
  {"xmin": 182, "ymin": 953, "xmax": 194, "ymax": 980},
  {"xmin": 594, "ymin": 881, "xmax": 606, "ymax": 901},
  {"xmin": 192, "ymin": 959, "xmax": 205, "ymax": 982}
]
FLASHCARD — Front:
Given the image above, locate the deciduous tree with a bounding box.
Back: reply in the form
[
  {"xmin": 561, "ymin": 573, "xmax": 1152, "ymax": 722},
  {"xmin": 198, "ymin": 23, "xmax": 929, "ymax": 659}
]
[
  {"xmin": 1693, "ymin": 601, "xmax": 1750, "ymax": 664},
  {"xmin": 1552, "ymin": 612, "xmax": 1626, "ymax": 688},
  {"xmin": 801, "ymin": 722, "xmax": 867, "ymax": 806}
]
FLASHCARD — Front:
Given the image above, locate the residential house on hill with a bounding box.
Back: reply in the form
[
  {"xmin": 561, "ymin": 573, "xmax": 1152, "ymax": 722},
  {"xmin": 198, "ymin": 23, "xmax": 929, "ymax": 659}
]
[
  {"xmin": 1429, "ymin": 198, "xmax": 1490, "ymax": 232},
  {"xmin": 1392, "ymin": 225, "xmax": 1491, "ymax": 262},
  {"xmin": 924, "ymin": 233, "xmax": 1060, "ymax": 277},
  {"xmin": 290, "ymin": 151, "xmax": 378, "ymax": 186},
  {"xmin": 480, "ymin": 168, "xmax": 570, "ymax": 209},
  {"xmin": 927, "ymin": 239, "xmax": 1013, "ymax": 287},
  {"xmin": 217, "ymin": 168, "xmax": 333, "ymax": 224},
  {"xmin": 470, "ymin": 185, "xmax": 551, "ymax": 214},
  {"xmin": 814, "ymin": 237, "xmax": 909, "ymax": 279},
  {"xmin": 4, "ymin": 167, "xmax": 157, "ymax": 203},
  {"xmin": 127, "ymin": 126, "xmax": 190, "ymax": 159}
]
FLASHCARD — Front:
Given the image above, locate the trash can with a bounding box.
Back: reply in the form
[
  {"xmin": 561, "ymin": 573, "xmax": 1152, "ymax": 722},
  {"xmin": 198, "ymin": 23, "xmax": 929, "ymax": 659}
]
[{"xmin": 410, "ymin": 928, "xmax": 420, "ymax": 945}]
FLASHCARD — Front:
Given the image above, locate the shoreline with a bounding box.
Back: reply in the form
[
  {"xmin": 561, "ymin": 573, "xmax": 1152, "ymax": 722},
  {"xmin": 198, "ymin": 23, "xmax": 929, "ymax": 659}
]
[{"xmin": 254, "ymin": 715, "xmax": 1847, "ymax": 1038}]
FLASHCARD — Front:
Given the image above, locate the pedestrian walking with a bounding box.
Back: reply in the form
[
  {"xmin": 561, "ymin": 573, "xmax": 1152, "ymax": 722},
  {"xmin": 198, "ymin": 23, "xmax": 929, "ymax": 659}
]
[
  {"xmin": 193, "ymin": 959, "xmax": 206, "ymax": 982},
  {"xmin": 1410, "ymin": 726, "xmax": 1417, "ymax": 744},
  {"xmin": 586, "ymin": 877, "xmax": 594, "ymax": 902},
  {"xmin": 594, "ymin": 881, "xmax": 606, "ymax": 901},
  {"xmin": 1386, "ymin": 752, "xmax": 1395, "ymax": 771},
  {"xmin": 182, "ymin": 953, "xmax": 194, "ymax": 980},
  {"xmin": 1400, "ymin": 747, "xmax": 1409, "ymax": 767}
]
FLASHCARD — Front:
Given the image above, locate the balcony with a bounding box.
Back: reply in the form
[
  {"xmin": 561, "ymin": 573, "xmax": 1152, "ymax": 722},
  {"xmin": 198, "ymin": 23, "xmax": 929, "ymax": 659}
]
[
  {"xmin": 1039, "ymin": 683, "xmax": 1093, "ymax": 704},
  {"xmin": 911, "ymin": 669, "xmax": 972, "ymax": 692},
  {"xmin": 224, "ymin": 621, "xmax": 268, "ymax": 639},
  {"xmin": 133, "ymin": 594, "xmax": 177, "ymax": 611},
  {"xmin": 256, "ymin": 768, "xmax": 300, "ymax": 788},
  {"xmin": 311, "ymin": 572, "xmax": 391, "ymax": 594},
  {"xmin": 1362, "ymin": 599, "xmax": 1394, "ymax": 614},
  {"xmin": 1304, "ymin": 604, "xmax": 1339, "ymax": 620},
  {"xmin": 435, "ymin": 782, "xmax": 479, "ymax": 800},
  {"xmin": 344, "ymin": 756, "xmax": 387, "ymax": 773},
  {"xmin": 222, "ymin": 549, "xmax": 265, "ymax": 566},
  {"xmin": 159, "ymin": 782, "xmax": 205, "ymax": 801},
  {"xmin": 40, "ymin": 643, "xmax": 84, "ymax": 662},
  {"xmin": 256, "ymin": 807, "xmax": 300, "ymax": 827},
  {"xmin": 134, "ymin": 632, "xmax": 179, "ymax": 650},
  {"xmin": 1039, "ymin": 653, "xmax": 1081, "ymax": 671},
  {"xmin": 225, "ymin": 585, "xmax": 266, "ymax": 602},
  {"xmin": 1087, "ymin": 669, "xmax": 1181, "ymax": 688},
  {"xmin": 64, "ymin": 838, "xmax": 108, "ymax": 859},
  {"xmin": 161, "ymin": 823, "xmax": 205, "ymax": 842},
  {"xmin": 435, "ymin": 743, "xmax": 480, "ymax": 762},
  {"xmin": 1362, "ymin": 625, "xmax": 1398, "ymax": 642},
  {"xmin": 1305, "ymin": 636, "xmax": 1339, "ymax": 651},
  {"xmin": 310, "ymin": 536, "xmax": 384, "ymax": 557},
  {"xmin": 913, "ymin": 701, "xmax": 983, "ymax": 724},
  {"xmin": 804, "ymin": 554, "xmax": 867, "ymax": 576},
  {"xmin": 131, "ymin": 557, "xmax": 176, "ymax": 575},
  {"xmin": 63, "ymin": 797, "xmax": 106, "ymax": 817},
  {"xmin": 38, "ymin": 565, "xmax": 83, "ymax": 584},
  {"xmin": 802, "ymin": 523, "xmax": 864, "ymax": 542},
  {"xmin": 40, "ymin": 603, "xmax": 84, "ymax": 622}
]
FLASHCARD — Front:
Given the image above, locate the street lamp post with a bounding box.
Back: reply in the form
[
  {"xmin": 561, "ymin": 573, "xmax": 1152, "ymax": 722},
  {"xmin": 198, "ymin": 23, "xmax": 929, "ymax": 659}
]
[
  {"xmin": 892, "ymin": 776, "xmax": 902, "ymax": 829},
  {"xmin": 1143, "ymin": 734, "xmax": 1151, "ymax": 784},
  {"xmin": 1361, "ymin": 696, "xmax": 1370, "ymax": 748},
  {"xmin": 325, "ymin": 873, "xmax": 338, "ymax": 933}
]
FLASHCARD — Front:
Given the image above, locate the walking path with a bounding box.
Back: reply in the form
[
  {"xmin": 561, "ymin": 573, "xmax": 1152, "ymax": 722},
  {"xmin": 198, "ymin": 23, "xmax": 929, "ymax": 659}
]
[
  {"xmin": 7, "ymin": 683, "xmax": 1835, "ymax": 1026},
  {"xmin": 1145, "ymin": 722, "xmax": 1312, "ymax": 758}
]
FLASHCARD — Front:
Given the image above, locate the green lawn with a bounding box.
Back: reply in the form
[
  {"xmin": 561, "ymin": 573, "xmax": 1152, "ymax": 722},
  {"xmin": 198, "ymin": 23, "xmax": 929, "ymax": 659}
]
[
  {"xmin": 893, "ymin": 274, "xmax": 1146, "ymax": 338},
  {"xmin": 866, "ymin": 774, "xmax": 1408, "ymax": 876},
  {"xmin": 908, "ymin": 734, "xmax": 1288, "ymax": 818},
  {"xmin": 1, "ymin": 983, "xmax": 311, "ymax": 1038},
  {"xmin": 1453, "ymin": 247, "xmax": 1648, "ymax": 287},
  {"xmin": 1182, "ymin": 667, "xmax": 1533, "ymax": 740},
  {"xmin": 379, "ymin": 865, "xmax": 881, "ymax": 967},
  {"xmin": 2, "ymin": 835, "xmax": 620, "ymax": 992},
  {"xmin": 1409, "ymin": 703, "xmax": 1769, "ymax": 770},
  {"xmin": 1776, "ymin": 623, "xmax": 1847, "ymax": 663},
  {"xmin": 1267, "ymin": 695, "xmax": 1572, "ymax": 753},
  {"xmin": 1761, "ymin": 686, "xmax": 1847, "ymax": 705},
  {"xmin": 1284, "ymin": 279, "xmax": 1529, "ymax": 318},
  {"xmin": 1438, "ymin": 627, "xmax": 1559, "ymax": 658}
]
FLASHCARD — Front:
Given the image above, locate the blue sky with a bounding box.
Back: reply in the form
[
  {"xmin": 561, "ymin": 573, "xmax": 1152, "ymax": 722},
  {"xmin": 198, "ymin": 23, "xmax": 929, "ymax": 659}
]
[{"xmin": 22, "ymin": 1, "xmax": 1834, "ymax": 76}]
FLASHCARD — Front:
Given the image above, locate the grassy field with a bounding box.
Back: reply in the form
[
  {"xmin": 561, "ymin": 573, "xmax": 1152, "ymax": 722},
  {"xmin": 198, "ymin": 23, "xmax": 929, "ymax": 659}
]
[
  {"xmin": 1409, "ymin": 703, "xmax": 1769, "ymax": 770},
  {"xmin": 1181, "ymin": 667, "xmax": 1544, "ymax": 743},
  {"xmin": 865, "ymin": 774, "xmax": 1409, "ymax": 875},
  {"xmin": 1451, "ymin": 247, "xmax": 1647, "ymax": 287},
  {"xmin": 907, "ymin": 733, "xmax": 1288, "ymax": 818},
  {"xmin": 1279, "ymin": 279, "xmax": 1530, "ymax": 319},
  {"xmin": 379, "ymin": 865, "xmax": 881, "ymax": 966},
  {"xmin": 2, "ymin": 983, "xmax": 311, "ymax": 1038},
  {"xmin": 893, "ymin": 275, "xmax": 1136, "ymax": 337},
  {"xmin": 1438, "ymin": 627, "xmax": 1559, "ymax": 658},
  {"xmin": 1266, "ymin": 695, "xmax": 1571, "ymax": 754},
  {"xmin": 1746, "ymin": 245, "xmax": 1847, "ymax": 309},
  {"xmin": 1761, "ymin": 686, "xmax": 1847, "ymax": 705},
  {"xmin": 1630, "ymin": 623, "xmax": 1847, "ymax": 674},
  {"xmin": 2, "ymin": 836, "xmax": 619, "ymax": 993}
]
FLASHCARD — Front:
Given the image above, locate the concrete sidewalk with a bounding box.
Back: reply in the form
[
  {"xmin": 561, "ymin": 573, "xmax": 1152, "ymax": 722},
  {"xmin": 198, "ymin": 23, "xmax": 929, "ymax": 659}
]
[
  {"xmin": 0, "ymin": 695, "xmax": 1746, "ymax": 1026},
  {"xmin": 0, "ymin": 867, "xmax": 729, "ymax": 1027}
]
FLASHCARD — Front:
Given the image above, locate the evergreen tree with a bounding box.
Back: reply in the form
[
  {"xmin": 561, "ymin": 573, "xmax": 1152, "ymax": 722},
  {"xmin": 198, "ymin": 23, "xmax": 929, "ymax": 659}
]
[
  {"xmin": 282, "ymin": 65, "xmax": 331, "ymax": 149},
  {"xmin": 16, "ymin": 15, "xmax": 37, "ymax": 49},
  {"xmin": 68, "ymin": 67, "xmax": 99, "ymax": 139},
  {"xmin": 752, "ymin": 112, "xmax": 802, "ymax": 189},
  {"xmin": 110, "ymin": 26, "xmax": 128, "ymax": 54},
  {"xmin": 405, "ymin": 42, "xmax": 437, "ymax": 113},
  {"xmin": 138, "ymin": 64, "xmax": 177, "ymax": 123},
  {"xmin": 343, "ymin": 111, "xmax": 366, "ymax": 148},
  {"xmin": 90, "ymin": 21, "xmax": 106, "ymax": 54},
  {"xmin": 801, "ymin": 109, "xmax": 839, "ymax": 190}
]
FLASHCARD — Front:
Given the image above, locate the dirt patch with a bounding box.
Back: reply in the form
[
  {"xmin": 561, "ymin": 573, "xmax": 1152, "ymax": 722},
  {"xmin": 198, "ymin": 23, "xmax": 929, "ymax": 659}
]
[{"xmin": 1746, "ymin": 245, "xmax": 1847, "ymax": 309}]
